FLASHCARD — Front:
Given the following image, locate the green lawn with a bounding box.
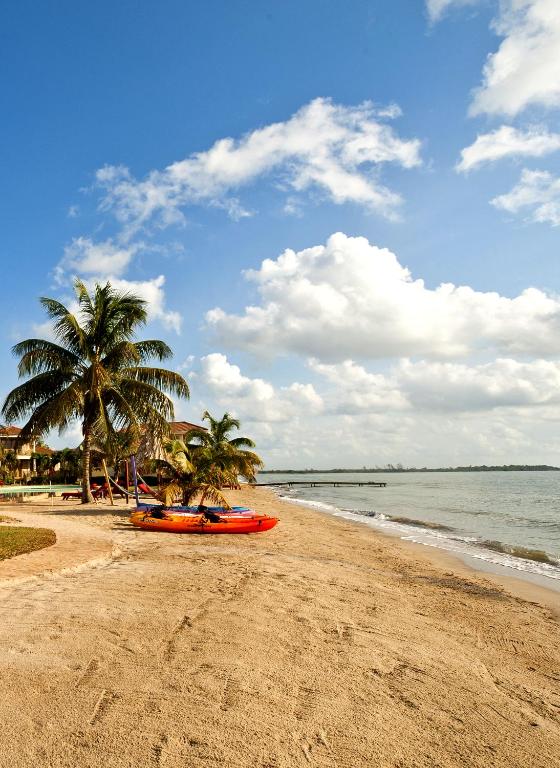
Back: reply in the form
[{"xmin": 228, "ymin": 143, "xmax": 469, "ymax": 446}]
[{"xmin": 0, "ymin": 526, "xmax": 56, "ymax": 561}]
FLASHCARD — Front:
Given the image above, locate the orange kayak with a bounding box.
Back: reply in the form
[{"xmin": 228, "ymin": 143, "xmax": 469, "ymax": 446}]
[{"xmin": 130, "ymin": 513, "xmax": 278, "ymax": 534}]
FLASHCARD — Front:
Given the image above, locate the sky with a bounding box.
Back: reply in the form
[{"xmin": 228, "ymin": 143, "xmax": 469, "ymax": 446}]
[{"xmin": 2, "ymin": 0, "xmax": 560, "ymax": 468}]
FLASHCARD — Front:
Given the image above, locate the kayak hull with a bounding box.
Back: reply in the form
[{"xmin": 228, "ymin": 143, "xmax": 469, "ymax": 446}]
[
  {"xmin": 135, "ymin": 503, "xmax": 252, "ymax": 515},
  {"xmin": 131, "ymin": 515, "xmax": 278, "ymax": 534}
]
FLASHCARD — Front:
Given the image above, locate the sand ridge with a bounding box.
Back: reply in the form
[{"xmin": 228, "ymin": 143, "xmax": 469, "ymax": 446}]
[{"xmin": 0, "ymin": 488, "xmax": 559, "ymax": 767}]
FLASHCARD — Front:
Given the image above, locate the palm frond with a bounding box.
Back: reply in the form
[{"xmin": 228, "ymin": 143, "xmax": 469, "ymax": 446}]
[
  {"xmin": 12, "ymin": 339, "xmax": 81, "ymax": 377},
  {"xmin": 118, "ymin": 379, "xmax": 176, "ymax": 421},
  {"xmin": 17, "ymin": 383, "xmax": 84, "ymax": 441},
  {"xmin": 100, "ymin": 341, "xmax": 143, "ymax": 371},
  {"xmin": 121, "ymin": 367, "xmax": 190, "ymax": 399},
  {"xmin": 182, "ymin": 427, "xmax": 209, "ymax": 446},
  {"xmin": 133, "ymin": 340, "xmax": 173, "ymax": 362},
  {"xmin": 228, "ymin": 436, "xmax": 256, "ymax": 449},
  {"xmin": 2, "ymin": 372, "xmax": 77, "ymax": 423}
]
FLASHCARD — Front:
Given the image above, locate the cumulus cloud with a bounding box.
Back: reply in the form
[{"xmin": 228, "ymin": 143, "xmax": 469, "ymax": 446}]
[
  {"xmin": 198, "ymin": 353, "xmax": 323, "ymax": 423},
  {"xmin": 426, "ymin": 0, "xmax": 480, "ymax": 23},
  {"xmin": 51, "ymin": 236, "xmax": 183, "ymax": 333},
  {"xmin": 186, "ymin": 354, "xmax": 560, "ymax": 467},
  {"xmin": 309, "ymin": 357, "xmax": 560, "ymax": 414},
  {"xmin": 457, "ymin": 125, "xmax": 560, "ymax": 172},
  {"xmin": 397, "ymin": 357, "xmax": 560, "ymax": 410},
  {"xmin": 206, "ymin": 232, "xmax": 560, "ymax": 361},
  {"xmin": 56, "ymin": 237, "xmax": 140, "ymax": 282},
  {"xmin": 95, "ymin": 98, "xmax": 422, "ymax": 235},
  {"xmin": 470, "ymin": 0, "xmax": 560, "ymax": 117},
  {"xmin": 308, "ymin": 359, "xmax": 408, "ymax": 413},
  {"xmin": 491, "ymin": 168, "xmax": 560, "ymax": 226},
  {"xmin": 104, "ymin": 275, "xmax": 182, "ymax": 333}
]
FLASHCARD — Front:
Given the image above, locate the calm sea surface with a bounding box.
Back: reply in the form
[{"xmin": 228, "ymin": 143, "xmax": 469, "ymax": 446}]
[{"xmin": 261, "ymin": 471, "xmax": 560, "ymax": 588}]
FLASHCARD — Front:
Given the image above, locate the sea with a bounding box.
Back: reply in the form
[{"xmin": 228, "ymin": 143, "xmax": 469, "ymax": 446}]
[{"xmin": 262, "ymin": 471, "xmax": 560, "ymax": 591}]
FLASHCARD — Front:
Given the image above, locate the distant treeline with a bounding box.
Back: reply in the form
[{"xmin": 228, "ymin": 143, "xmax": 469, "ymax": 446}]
[{"xmin": 260, "ymin": 465, "xmax": 560, "ymax": 474}]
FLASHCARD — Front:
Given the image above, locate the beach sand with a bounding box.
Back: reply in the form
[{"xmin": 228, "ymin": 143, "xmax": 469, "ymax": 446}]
[{"xmin": 0, "ymin": 487, "xmax": 559, "ymax": 767}]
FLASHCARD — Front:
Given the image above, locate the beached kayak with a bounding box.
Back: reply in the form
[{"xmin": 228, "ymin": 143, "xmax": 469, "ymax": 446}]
[
  {"xmin": 134, "ymin": 503, "xmax": 253, "ymax": 515},
  {"xmin": 130, "ymin": 512, "xmax": 278, "ymax": 534}
]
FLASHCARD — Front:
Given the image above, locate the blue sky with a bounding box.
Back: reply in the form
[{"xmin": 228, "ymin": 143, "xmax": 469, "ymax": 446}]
[{"xmin": 2, "ymin": 0, "xmax": 560, "ymax": 467}]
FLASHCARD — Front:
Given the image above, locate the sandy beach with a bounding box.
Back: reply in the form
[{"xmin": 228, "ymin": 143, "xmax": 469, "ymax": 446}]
[{"xmin": 1, "ymin": 487, "xmax": 559, "ymax": 767}]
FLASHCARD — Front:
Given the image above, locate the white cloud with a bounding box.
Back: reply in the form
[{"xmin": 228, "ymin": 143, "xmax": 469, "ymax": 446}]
[
  {"xmin": 31, "ymin": 319, "xmax": 57, "ymax": 342},
  {"xmin": 106, "ymin": 275, "xmax": 182, "ymax": 333},
  {"xmin": 397, "ymin": 357, "xmax": 560, "ymax": 410},
  {"xmin": 470, "ymin": 0, "xmax": 560, "ymax": 117},
  {"xmin": 426, "ymin": 0, "xmax": 480, "ymax": 23},
  {"xmin": 206, "ymin": 232, "xmax": 560, "ymax": 361},
  {"xmin": 95, "ymin": 98, "xmax": 422, "ymax": 235},
  {"xmin": 457, "ymin": 125, "xmax": 560, "ymax": 172},
  {"xmin": 198, "ymin": 353, "xmax": 323, "ymax": 423},
  {"xmin": 57, "ymin": 237, "xmax": 139, "ymax": 281},
  {"xmin": 283, "ymin": 196, "xmax": 305, "ymax": 217},
  {"xmin": 51, "ymin": 238, "xmax": 182, "ymax": 334},
  {"xmin": 309, "ymin": 359, "xmax": 408, "ymax": 413},
  {"xmin": 188, "ymin": 354, "xmax": 560, "ymax": 468},
  {"xmin": 310, "ymin": 357, "xmax": 560, "ymax": 414},
  {"xmin": 491, "ymin": 168, "xmax": 560, "ymax": 225}
]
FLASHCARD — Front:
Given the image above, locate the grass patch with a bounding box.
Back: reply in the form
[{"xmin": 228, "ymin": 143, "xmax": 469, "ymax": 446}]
[
  {"xmin": 0, "ymin": 526, "xmax": 56, "ymax": 561},
  {"xmin": 0, "ymin": 515, "xmax": 20, "ymax": 523}
]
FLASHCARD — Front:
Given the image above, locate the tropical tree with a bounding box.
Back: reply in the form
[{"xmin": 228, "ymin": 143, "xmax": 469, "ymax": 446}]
[
  {"xmin": 157, "ymin": 412, "xmax": 263, "ymax": 507},
  {"xmin": 2, "ymin": 280, "xmax": 189, "ymax": 502},
  {"xmin": 51, "ymin": 447, "xmax": 82, "ymax": 483},
  {"xmin": 188, "ymin": 412, "xmax": 260, "ymax": 460},
  {"xmin": 1, "ymin": 449, "xmax": 19, "ymax": 482},
  {"xmin": 104, "ymin": 429, "xmax": 138, "ymax": 484},
  {"xmin": 188, "ymin": 411, "xmax": 263, "ymax": 490},
  {"xmin": 31, "ymin": 451, "xmax": 51, "ymax": 479}
]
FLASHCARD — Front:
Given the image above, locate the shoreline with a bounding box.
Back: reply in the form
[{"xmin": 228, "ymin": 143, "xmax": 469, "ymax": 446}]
[
  {"xmin": 1, "ymin": 487, "xmax": 560, "ymax": 766},
  {"xmin": 274, "ymin": 489, "xmax": 560, "ymax": 613}
]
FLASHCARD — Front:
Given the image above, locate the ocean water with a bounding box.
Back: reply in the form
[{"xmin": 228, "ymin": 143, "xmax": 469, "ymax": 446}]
[{"xmin": 262, "ymin": 471, "xmax": 560, "ymax": 588}]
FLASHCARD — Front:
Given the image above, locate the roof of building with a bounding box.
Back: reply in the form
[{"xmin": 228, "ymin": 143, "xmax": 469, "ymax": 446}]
[
  {"xmin": 0, "ymin": 426, "xmax": 53, "ymax": 453},
  {"xmin": 34, "ymin": 445, "xmax": 54, "ymax": 455},
  {"xmin": 0, "ymin": 426, "xmax": 22, "ymax": 436},
  {"xmin": 168, "ymin": 421, "xmax": 207, "ymax": 434}
]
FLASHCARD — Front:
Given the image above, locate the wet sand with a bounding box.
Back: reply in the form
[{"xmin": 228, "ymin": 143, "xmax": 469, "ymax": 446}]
[{"xmin": 1, "ymin": 487, "xmax": 559, "ymax": 767}]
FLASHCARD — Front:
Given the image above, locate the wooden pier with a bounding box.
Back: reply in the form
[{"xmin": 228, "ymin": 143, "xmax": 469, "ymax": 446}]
[{"xmin": 256, "ymin": 480, "xmax": 387, "ymax": 488}]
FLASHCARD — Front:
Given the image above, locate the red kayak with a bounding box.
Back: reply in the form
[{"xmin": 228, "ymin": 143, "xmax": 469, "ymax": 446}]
[{"xmin": 131, "ymin": 512, "xmax": 278, "ymax": 534}]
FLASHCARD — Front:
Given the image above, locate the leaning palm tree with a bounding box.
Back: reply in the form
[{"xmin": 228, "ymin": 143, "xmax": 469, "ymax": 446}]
[
  {"xmin": 2, "ymin": 280, "xmax": 189, "ymax": 503},
  {"xmin": 156, "ymin": 412, "xmax": 263, "ymax": 509},
  {"xmin": 155, "ymin": 439, "xmax": 245, "ymax": 509},
  {"xmin": 188, "ymin": 412, "xmax": 260, "ymax": 460},
  {"xmin": 188, "ymin": 412, "xmax": 263, "ymax": 490}
]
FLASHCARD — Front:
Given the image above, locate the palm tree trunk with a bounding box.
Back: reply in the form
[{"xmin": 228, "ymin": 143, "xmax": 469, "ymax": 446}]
[{"xmin": 81, "ymin": 427, "xmax": 94, "ymax": 504}]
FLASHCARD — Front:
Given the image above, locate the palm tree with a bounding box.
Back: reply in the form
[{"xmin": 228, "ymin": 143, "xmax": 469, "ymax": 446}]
[
  {"xmin": 188, "ymin": 411, "xmax": 260, "ymax": 462},
  {"xmin": 1, "ymin": 449, "xmax": 19, "ymax": 481},
  {"xmin": 51, "ymin": 447, "xmax": 81, "ymax": 483},
  {"xmin": 156, "ymin": 412, "xmax": 263, "ymax": 507},
  {"xmin": 155, "ymin": 438, "xmax": 200, "ymax": 506},
  {"xmin": 31, "ymin": 451, "xmax": 51, "ymax": 480},
  {"xmin": 2, "ymin": 280, "xmax": 189, "ymax": 503}
]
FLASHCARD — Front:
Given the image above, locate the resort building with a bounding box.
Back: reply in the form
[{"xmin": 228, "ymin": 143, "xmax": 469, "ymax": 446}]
[
  {"xmin": 0, "ymin": 421, "xmax": 203, "ymax": 480},
  {"xmin": 136, "ymin": 420, "xmax": 207, "ymax": 464},
  {"xmin": 0, "ymin": 425, "xmax": 54, "ymax": 480}
]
